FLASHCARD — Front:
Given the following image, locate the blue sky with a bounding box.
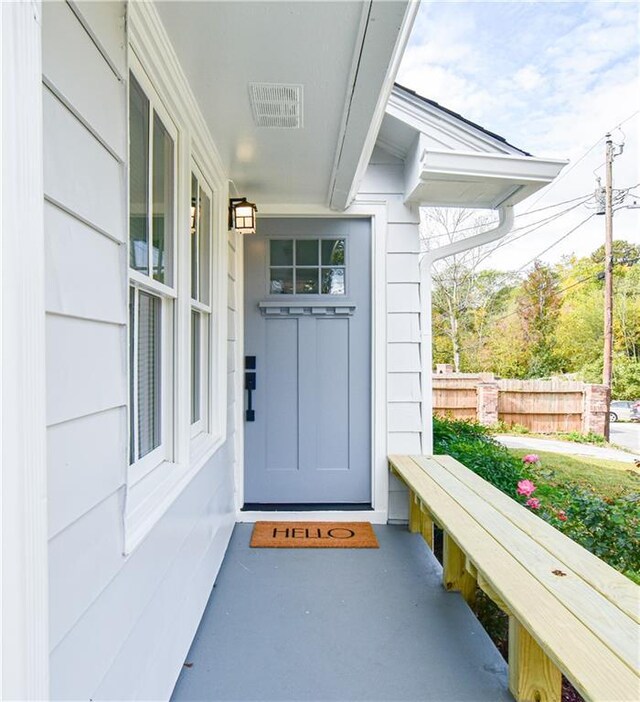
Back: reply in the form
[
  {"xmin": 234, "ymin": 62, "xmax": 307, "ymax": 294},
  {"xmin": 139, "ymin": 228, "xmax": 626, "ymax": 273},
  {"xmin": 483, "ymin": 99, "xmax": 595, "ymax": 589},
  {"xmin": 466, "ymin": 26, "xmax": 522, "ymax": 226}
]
[{"xmin": 398, "ymin": 1, "xmax": 640, "ymax": 270}]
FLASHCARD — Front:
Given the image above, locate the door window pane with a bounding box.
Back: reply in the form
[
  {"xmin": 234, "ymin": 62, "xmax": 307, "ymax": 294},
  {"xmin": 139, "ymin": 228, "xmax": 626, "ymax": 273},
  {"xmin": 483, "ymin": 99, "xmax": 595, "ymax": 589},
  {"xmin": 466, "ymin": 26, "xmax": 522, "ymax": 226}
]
[
  {"xmin": 296, "ymin": 268, "xmax": 319, "ymax": 294},
  {"xmin": 270, "ymin": 268, "xmax": 294, "ymax": 294},
  {"xmin": 129, "ymin": 75, "xmax": 149, "ymax": 274},
  {"xmin": 321, "ymin": 267, "xmax": 346, "ymax": 295},
  {"xmin": 322, "ymin": 239, "xmax": 345, "ymax": 265},
  {"xmin": 296, "ymin": 239, "xmax": 318, "ymax": 265},
  {"xmin": 152, "ymin": 114, "xmax": 174, "ymax": 285},
  {"xmin": 270, "ymin": 240, "xmax": 293, "ymax": 266},
  {"xmin": 137, "ymin": 291, "xmax": 161, "ymax": 458}
]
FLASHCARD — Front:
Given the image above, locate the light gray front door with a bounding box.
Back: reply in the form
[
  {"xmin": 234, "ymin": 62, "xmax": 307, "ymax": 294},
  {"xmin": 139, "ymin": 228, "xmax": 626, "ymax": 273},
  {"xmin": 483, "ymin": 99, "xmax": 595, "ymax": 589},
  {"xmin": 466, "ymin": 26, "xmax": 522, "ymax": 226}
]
[{"xmin": 243, "ymin": 218, "xmax": 371, "ymax": 504}]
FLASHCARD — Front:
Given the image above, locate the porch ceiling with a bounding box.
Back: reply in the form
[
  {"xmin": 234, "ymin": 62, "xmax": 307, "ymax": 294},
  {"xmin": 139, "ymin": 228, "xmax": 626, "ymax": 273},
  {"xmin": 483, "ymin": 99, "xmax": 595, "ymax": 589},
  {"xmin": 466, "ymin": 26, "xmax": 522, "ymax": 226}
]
[{"xmin": 155, "ymin": 1, "xmax": 412, "ymax": 208}]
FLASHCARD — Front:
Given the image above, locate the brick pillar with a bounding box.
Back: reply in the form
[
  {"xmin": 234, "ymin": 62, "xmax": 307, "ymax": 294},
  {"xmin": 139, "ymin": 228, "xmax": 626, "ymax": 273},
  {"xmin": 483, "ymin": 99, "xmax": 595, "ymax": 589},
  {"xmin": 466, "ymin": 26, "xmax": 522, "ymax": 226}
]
[
  {"xmin": 477, "ymin": 382, "xmax": 499, "ymax": 427},
  {"xmin": 583, "ymin": 384, "xmax": 609, "ymax": 436},
  {"xmin": 435, "ymin": 363, "xmax": 454, "ymax": 374}
]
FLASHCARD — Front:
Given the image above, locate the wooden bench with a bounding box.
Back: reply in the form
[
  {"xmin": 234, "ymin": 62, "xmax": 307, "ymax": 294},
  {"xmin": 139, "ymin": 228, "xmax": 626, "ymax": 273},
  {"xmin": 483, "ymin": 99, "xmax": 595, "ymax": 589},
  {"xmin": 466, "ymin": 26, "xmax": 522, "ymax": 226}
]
[{"xmin": 389, "ymin": 454, "xmax": 640, "ymax": 702}]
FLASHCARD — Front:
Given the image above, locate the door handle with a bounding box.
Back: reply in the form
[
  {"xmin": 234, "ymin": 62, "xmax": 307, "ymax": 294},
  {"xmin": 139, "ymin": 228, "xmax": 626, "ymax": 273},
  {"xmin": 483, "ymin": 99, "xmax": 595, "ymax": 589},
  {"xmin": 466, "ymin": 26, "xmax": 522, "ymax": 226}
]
[{"xmin": 245, "ymin": 356, "xmax": 256, "ymax": 422}]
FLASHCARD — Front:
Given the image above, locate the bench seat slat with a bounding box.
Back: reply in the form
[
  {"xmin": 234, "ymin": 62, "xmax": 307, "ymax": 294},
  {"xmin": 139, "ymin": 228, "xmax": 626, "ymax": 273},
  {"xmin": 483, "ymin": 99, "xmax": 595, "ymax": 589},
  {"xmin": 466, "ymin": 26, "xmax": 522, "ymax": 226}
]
[
  {"xmin": 389, "ymin": 455, "xmax": 640, "ymax": 702},
  {"xmin": 407, "ymin": 455, "xmax": 638, "ymax": 674},
  {"xmin": 433, "ymin": 454, "xmax": 639, "ymax": 624}
]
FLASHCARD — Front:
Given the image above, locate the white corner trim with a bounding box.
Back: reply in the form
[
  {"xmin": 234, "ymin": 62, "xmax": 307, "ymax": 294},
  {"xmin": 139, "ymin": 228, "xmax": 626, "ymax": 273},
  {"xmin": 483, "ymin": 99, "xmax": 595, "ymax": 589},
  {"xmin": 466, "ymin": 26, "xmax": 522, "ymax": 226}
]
[{"xmin": 1, "ymin": 1, "xmax": 50, "ymax": 698}]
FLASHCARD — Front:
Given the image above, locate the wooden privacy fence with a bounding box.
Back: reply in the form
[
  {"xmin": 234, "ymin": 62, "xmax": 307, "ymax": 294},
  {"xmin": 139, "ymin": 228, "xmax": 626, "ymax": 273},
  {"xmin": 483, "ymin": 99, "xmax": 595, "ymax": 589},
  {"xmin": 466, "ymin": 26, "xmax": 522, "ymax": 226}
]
[
  {"xmin": 432, "ymin": 372, "xmax": 609, "ymax": 436},
  {"xmin": 389, "ymin": 454, "xmax": 640, "ymax": 702}
]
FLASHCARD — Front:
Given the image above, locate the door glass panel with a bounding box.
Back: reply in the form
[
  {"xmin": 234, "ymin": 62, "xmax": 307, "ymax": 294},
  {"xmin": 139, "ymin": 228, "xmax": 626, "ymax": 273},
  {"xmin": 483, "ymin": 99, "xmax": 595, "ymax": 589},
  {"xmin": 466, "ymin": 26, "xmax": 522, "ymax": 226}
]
[
  {"xmin": 152, "ymin": 113, "xmax": 174, "ymax": 285},
  {"xmin": 321, "ymin": 239, "xmax": 345, "ymax": 265},
  {"xmin": 129, "ymin": 74, "xmax": 149, "ymax": 275},
  {"xmin": 321, "ymin": 267, "xmax": 346, "ymax": 295},
  {"xmin": 270, "ymin": 240, "xmax": 293, "ymax": 266},
  {"xmin": 296, "ymin": 239, "xmax": 318, "ymax": 265},
  {"xmin": 296, "ymin": 268, "xmax": 319, "ymax": 294},
  {"xmin": 270, "ymin": 268, "xmax": 294, "ymax": 294}
]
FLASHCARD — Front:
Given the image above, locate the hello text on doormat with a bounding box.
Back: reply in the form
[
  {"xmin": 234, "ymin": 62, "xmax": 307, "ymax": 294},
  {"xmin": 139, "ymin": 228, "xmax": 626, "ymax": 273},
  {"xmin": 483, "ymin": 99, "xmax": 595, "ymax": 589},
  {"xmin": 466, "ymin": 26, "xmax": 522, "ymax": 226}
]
[{"xmin": 250, "ymin": 521, "xmax": 379, "ymax": 548}]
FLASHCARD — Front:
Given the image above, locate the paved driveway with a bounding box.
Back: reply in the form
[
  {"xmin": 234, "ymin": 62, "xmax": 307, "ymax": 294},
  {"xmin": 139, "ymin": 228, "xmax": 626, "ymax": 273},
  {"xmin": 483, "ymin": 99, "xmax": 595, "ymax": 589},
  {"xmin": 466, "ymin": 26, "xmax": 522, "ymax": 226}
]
[
  {"xmin": 495, "ymin": 434, "xmax": 639, "ymax": 464},
  {"xmin": 610, "ymin": 422, "xmax": 640, "ymax": 453}
]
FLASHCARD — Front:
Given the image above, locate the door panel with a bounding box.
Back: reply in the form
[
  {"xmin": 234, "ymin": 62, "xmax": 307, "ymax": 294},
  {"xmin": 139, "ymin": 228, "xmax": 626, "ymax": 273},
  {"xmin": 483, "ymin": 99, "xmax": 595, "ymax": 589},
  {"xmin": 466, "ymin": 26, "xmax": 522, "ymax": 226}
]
[{"xmin": 244, "ymin": 218, "xmax": 371, "ymax": 504}]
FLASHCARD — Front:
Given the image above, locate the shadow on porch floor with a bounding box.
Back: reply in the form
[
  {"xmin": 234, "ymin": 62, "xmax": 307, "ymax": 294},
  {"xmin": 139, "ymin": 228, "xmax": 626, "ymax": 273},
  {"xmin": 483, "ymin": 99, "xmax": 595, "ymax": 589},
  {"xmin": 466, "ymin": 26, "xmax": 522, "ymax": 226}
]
[{"xmin": 171, "ymin": 524, "xmax": 511, "ymax": 701}]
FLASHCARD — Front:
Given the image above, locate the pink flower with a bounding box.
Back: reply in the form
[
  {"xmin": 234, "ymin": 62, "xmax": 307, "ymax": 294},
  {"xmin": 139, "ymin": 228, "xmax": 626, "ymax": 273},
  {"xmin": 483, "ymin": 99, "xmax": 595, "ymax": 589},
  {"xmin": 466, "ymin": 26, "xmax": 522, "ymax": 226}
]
[
  {"xmin": 522, "ymin": 454, "xmax": 540, "ymax": 465},
  {"xmin": 526, "ymin": 497, "xmax": 541, "ymax": 509},
  {"xmin": 517, "ymin": 479, "xmax": 537, "ymax": 497},
  {"xmin": 557, "ymin": 510, "xmax": 567, "ymax": 522}
]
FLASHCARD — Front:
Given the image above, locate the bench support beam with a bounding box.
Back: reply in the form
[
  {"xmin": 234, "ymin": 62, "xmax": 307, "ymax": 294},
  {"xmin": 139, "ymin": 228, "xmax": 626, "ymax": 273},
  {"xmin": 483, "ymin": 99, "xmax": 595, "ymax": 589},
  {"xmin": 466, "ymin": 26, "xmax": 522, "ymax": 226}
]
[
  {"xmin": 509, "ymin": 618, "xmax": 562, "ymax": 702},
  {"xmin": 443, "ymin": 533, "xmax": 476, "ymax": 605}
]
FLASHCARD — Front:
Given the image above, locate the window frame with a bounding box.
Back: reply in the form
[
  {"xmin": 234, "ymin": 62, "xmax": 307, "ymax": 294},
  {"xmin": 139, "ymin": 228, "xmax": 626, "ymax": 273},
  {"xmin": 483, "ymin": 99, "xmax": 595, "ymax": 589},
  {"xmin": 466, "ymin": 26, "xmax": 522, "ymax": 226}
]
[{"xmin": 127, "ymin": 57, "xmax": 179, "ymax": 489}]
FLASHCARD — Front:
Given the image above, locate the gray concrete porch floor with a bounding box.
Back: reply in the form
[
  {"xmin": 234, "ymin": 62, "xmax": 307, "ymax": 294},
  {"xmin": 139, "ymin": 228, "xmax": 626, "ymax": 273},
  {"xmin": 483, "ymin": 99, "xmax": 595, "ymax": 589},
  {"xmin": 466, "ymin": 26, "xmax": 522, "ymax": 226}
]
[{"xmin": 171, "ymin": 524, "xmax": 511, "ymax": 702}]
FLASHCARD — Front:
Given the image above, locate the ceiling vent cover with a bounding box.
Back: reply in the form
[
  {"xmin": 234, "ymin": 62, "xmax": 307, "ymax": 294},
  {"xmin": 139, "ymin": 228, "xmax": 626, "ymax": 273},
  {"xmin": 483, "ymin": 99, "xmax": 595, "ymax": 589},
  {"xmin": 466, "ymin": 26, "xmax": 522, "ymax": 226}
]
[{"xmin": 248, "ymin": 83, "xmax": 303, "ymax": 128}]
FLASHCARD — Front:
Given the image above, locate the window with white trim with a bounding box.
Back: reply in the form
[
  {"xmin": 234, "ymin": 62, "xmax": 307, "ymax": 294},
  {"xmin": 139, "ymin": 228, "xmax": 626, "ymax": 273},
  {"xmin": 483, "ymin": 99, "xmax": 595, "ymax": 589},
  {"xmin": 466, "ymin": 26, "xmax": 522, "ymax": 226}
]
[
  {"xmin": 128, "ymin": 70, "xmax": 177, "ymax": 480},
  {"xmin": 190, "ymin": 169, "xmax": 212, "ymax": 435}
]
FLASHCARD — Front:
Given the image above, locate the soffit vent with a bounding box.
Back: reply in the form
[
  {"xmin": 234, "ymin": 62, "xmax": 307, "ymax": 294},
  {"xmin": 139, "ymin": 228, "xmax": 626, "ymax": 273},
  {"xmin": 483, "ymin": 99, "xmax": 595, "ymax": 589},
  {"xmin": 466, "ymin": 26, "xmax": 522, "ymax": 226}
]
[{"xmin": 248, "ymin": 83, "xmax": 303, "ymax": 128}]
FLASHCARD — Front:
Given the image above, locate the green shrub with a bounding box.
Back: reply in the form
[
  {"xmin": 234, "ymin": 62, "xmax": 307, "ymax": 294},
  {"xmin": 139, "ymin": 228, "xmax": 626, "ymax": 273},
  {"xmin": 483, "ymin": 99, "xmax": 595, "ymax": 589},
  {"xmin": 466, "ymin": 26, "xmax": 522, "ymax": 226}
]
[
  {"xmin": 433, "ymin": 416, "xmax": 526, "ymax": 498},
  {"xmin": 433, "ymin": 416, "xmax": 640, "ymax": 580}
]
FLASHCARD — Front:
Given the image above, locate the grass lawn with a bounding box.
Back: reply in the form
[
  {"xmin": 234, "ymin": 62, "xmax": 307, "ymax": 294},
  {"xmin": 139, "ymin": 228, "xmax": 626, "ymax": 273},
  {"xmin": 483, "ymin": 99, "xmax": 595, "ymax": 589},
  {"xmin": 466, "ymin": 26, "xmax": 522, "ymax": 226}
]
[{"xmin": 508, "ymin": 448, "xmax": 640, "ymax": 499}]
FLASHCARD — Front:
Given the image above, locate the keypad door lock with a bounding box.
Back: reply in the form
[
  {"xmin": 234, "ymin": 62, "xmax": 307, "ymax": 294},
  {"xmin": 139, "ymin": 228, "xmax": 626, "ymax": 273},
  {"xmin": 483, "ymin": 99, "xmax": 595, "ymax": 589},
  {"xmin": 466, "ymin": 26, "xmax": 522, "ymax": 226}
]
[{"xmin": 245, "ymin": 356, "xmax": 256, "ymax": 422}]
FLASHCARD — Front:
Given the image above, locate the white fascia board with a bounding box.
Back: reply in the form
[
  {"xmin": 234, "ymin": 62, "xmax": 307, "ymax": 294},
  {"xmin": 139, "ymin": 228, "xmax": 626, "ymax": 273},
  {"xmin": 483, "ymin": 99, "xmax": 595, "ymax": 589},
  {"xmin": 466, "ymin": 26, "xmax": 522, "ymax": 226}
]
[
  {"xmin": 405, "ymin": 140, "xmax": 567, "ymax": 208},
  {"xmin": 328, "ymin": 0, "xmax": 419, "ymax": 211}
]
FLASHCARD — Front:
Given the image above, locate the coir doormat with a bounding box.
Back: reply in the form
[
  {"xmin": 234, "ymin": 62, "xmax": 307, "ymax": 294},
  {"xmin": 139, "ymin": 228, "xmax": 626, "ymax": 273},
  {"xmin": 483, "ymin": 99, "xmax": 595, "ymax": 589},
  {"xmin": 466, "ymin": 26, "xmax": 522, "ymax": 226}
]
[{"xmin": 250, "ymin": 521, "xmax": 379, "ymax": 548}]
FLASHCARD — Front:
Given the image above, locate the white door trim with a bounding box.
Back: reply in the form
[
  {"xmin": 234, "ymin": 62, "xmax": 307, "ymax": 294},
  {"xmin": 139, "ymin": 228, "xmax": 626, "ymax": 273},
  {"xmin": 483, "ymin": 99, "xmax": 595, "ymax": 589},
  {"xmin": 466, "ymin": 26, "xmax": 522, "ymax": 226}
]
[
  {"xmin": 234, "ymin": 201, "xmax": 388, "ymax": 520},
  {"xmin": 1, "ymin": 1, "xmax": 50, "ymax": 698}
]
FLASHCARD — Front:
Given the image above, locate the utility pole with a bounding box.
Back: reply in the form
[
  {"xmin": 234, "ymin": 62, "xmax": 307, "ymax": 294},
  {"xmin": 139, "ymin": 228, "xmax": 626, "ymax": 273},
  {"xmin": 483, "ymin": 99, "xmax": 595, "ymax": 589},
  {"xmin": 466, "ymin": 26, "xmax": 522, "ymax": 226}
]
[{"xmin": 602, "ymin": 133, "xmax": 614, "ymax": 439}]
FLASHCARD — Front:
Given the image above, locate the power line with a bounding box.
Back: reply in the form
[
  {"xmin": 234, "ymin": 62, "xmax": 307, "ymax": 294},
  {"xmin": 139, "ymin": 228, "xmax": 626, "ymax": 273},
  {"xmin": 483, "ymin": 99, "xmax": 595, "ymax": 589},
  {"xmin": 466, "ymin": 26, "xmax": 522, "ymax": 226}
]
[
  {"xmin": 420, "ymin": 193, "xmax": 592, "ymax": 243},
  {"xmin": 519, "ymin": 110, "xmax": 640, "ymax": 214}
]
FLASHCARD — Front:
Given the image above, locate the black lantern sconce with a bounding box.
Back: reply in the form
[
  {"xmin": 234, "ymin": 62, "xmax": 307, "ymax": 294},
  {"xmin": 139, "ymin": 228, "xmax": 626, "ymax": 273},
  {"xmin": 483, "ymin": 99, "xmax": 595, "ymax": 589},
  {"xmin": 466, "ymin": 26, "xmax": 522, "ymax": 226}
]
[{"xmin": 229, "ymin": 197, "xmax": 258, "ymax": 234}]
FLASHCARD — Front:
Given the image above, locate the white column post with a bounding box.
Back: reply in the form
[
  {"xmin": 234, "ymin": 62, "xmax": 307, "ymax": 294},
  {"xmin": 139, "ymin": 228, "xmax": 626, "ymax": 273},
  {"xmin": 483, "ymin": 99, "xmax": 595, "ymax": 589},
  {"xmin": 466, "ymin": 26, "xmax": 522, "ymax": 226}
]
[{"xmin": 1, "ymin": 1, "xmax": 49, "ymax": 699}]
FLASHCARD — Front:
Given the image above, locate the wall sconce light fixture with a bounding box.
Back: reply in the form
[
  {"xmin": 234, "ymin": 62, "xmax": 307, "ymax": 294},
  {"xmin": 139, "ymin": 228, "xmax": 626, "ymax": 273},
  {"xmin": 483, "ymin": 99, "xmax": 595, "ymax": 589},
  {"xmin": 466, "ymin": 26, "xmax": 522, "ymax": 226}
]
[{"xmin": 229, "ymin": 197, "xmax": 258, "ymax": 234}]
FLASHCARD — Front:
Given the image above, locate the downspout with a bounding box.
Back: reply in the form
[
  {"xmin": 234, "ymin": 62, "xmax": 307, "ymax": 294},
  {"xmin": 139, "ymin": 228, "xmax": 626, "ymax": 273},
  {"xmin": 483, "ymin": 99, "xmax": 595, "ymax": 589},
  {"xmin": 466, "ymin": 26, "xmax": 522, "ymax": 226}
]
[{"xmin": 419, "ymin": 205, "xmax": 515, "ymax": 454}]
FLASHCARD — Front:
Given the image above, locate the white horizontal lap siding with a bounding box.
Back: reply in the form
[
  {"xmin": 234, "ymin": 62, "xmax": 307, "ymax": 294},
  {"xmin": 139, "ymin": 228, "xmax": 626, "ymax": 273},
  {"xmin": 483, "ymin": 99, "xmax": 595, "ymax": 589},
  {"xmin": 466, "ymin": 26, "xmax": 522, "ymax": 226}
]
[
  {"xmin": 43, "ymin": 3, "xmax": 235, "ymax": 700},
  {"xmin": 359, "ymin": 145, "xmax": 422, "ymax": 521}
]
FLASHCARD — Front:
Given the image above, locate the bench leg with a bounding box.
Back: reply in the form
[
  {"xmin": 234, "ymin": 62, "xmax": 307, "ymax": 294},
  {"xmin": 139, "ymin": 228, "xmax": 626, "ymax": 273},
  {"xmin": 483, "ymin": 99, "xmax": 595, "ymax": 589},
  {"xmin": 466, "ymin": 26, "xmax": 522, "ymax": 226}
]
[
  {"xmin": 408, "ymin": 490, "xmax": 421, "ymax": 533},
  {"xmin": 509, "ymin": 618, "xmax": 562, "ymax": 702},
  {"xmin": 443, "ymin": 533, "xmax": 476, "ymax": 605},
  {"xmin": 420, "ymin": 507, "xmax": 434, "ymax": 550}
]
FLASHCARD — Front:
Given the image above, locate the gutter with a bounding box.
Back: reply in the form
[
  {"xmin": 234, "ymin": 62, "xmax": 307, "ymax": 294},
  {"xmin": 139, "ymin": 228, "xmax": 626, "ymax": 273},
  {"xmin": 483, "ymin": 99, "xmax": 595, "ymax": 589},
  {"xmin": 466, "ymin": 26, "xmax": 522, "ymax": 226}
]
[{"xmin": 419, "ymin": 206, "xmax": 515, "ymax": 454}]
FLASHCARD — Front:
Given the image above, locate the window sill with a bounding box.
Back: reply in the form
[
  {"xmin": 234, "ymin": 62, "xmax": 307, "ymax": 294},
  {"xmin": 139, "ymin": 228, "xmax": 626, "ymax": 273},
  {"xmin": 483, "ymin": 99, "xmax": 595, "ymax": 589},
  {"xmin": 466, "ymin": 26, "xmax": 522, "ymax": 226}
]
[{"xmin": 123, "ymin": 433, "xmax": 225, "ymax": 555}]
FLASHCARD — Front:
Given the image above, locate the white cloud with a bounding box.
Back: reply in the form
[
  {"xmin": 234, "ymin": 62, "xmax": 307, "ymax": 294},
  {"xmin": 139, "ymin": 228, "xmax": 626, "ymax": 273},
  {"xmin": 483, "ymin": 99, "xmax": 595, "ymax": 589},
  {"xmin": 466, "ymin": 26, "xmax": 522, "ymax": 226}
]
[{"xmin": 513, "ymin": 66, "xmax": 543, "ymax": 92}]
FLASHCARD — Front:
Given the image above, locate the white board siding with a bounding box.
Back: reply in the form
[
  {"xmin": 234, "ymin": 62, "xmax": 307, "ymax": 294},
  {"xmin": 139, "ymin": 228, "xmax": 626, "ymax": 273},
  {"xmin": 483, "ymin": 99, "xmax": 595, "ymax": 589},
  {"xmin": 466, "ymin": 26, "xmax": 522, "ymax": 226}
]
[
  {"xmin": 48, "ymin": 493, "xmax": 125, "ymax": 651},
  {"xmin": 42, "ymin": 1, "xmax": 126, "ymax": 160},
  {"xmin": 42, "ymin": 4, "xmax": 238, "ymax": 700},
  {"xmin": 387, "ymin": 252, "xmax": 420, "ymax": 283},
  {"xmin": 388, "ymin": 312, "xmax": 420, "ymax": 343},
  {"xmin": 387, "ymin": 222, "xmax": 421, "ymax": 253},
  {"xmin": 45, "ymin": 202, "xmax": 126, "ymax": 324},
  {"xmin": 387, "ymin": 283, "xmax": 420, "ymax": 313},
  {"xmin": 47, "ymin": 407, "xmax": 126, "ymax": 538},
  {"xmin": 388, "ymin": 432, "xmax": 422, "ymax": 455},
  {"xmin": 43, "ymin": 88, "xmax": 125, "ymax": 240},
  {"xmin": 388, "ymin": 373, "xmax": 421, "ymax": 402},
  {"xmin": 388, "ymin": 343, "xmax": 421, "ymax": 373},
  {"xmin": 388, "ymin": 402, "xmax": 422, "ymax": 433},
  {"xmin": 49, "ymin": 453, "xmax": 234, "ymax": 701},
  {"xmin": 69, "ymin": 1, "xmax": 127, "ymax": 79},
  {"xmin": 46, "ymin": 315, "xmax": 126, "ymax": 426}
]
